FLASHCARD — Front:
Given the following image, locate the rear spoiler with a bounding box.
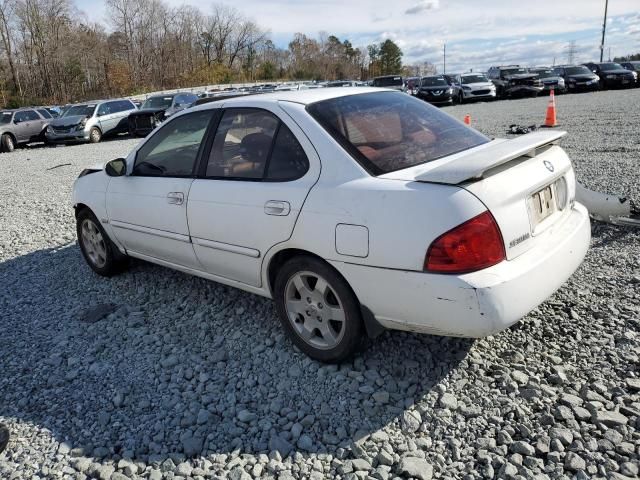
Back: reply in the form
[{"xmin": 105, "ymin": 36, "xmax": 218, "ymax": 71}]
[{"xmin": 415, "ymin": 130, "xmax": 567, "ymax": 184}]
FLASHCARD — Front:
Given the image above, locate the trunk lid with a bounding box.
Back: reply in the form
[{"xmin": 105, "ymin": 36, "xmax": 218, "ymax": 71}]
[{"xmin": 380, "ymin": 131, "xmax": 577, "ymax": 260}]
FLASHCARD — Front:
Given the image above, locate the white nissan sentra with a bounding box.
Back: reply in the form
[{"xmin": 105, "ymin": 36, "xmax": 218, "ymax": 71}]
[{"xmin": 72, "ymin": 88, "xmax": 590, "ymax": 362}]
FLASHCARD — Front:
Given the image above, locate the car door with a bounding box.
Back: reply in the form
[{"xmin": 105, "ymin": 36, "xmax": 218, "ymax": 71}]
[
  {"xmin": 187, "ymin": 106, "xmax": 320, "ymax": 287},
  {"xmin": 24, "ymin": 110, "xmax": 45, "ymax": 140},
  {"xmin": 106, "ymin": 109, "xmax": 217, "ymax": 269},
  {"xmin": 97, "ymin": 101, "xmax": 120, "ymax": 135},
  {"xmin": 13, "ymin": 111, "xmax": 32, "ymax": 142}
]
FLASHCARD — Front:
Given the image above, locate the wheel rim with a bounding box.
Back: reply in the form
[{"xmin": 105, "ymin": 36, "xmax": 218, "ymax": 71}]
[
  {"xmin": 6, "ymin": 136, "xmax": 13, "ymax": 150},
  {"xmin": 91, "ymin": 129, "xmax": 100, "ymax": 142},
  {"xmin": 284, "ymin": 271, "xmax": 346, "ymax": 350},
  {"xmin": 81, "ymin": 219, "xmax": 107, "ymax": 268}
]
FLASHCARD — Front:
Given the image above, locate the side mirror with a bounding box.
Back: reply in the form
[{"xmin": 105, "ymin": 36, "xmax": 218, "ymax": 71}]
[
  {"xmin": 105, "ymin": 158, "xmax": 127, "ymax": 177},
  {"xmin": 13, "ymin": 119, "xmax": 20, "ymax": 124}
]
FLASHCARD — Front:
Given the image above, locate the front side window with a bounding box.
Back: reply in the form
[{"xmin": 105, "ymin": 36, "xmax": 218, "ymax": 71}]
[
  {"xmin": 133, "ymin": 110, "xmax": 214, "ymax": 177},
  {"xmin": 22, "ymin": 110, "xmax": 40, "ymax": 121},
  {"xmin": 308, "ymin": 91, "xmax": 489, "ymax": 175},
  {"xmin": 206, "ymin": 109, "xmax": 279, "ymax": 179},
  {"xmin": 14, "ymin": 111, "xmax": 28, "ymax": 122}
]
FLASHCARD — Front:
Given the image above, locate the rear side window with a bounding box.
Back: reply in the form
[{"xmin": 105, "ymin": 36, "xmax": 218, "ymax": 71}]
[
  {"xmin": 308, "ymin": 91, "xmax": 489, "ymax": 175},
  {"xmin": 266, "ymin": 125, "xmax": 309, "ymax": 181},
  {"xmin": 37, "ymin": 109, "xmax": 52, "ymax": 119}
]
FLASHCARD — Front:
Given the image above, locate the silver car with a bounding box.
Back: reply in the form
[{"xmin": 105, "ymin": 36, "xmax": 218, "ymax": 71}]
[
  {"xmin": 46, "ymin": 99, "xmax": 137, "ymax": 144},
  {"xmin": 457, "ymin": 73, "xmax": 497, "ymax": 103}
]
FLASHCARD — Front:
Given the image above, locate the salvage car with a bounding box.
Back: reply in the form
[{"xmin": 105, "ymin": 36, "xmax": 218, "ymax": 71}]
[
  {"xmin": 487, "ymin": 65, "xmax": 544, "ymax": 98},
  {"xmin": 46, "ymin": 99, "xmax": 137, "ymax": 144},
  {"xmin": 583, "ymin": 62, "xmax": 636, "ymax": 89},
  {"xmin": 552, "ymin": 65, "xmax": 600, "ymax": 92},
  {"xmin": 529, "ymin": 68, "xmax": 566, "ymax": 94},
  {"xmin": 0, "ymin": 108, "xmax": 50, "ymax": 152},
  {"xmin": 455, "ymin": 73, "xmax": 496, "ymax": 103},
  {"xmin": 416, "ymin": 76, "xmax": 455, "ymax": 105},
  {"xmin": 73, "ymin": 88, "xmax": 590, "ymax": 362},
  {"xmin": 128, "ymin": 93, "xmax": 198, "ymax": 137}
]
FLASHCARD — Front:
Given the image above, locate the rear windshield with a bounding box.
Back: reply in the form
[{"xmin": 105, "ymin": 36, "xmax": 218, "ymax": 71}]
[
  {"xmin": 533, "ymin": 69, "xmax": 554, "ymax": 78},
  {"xmin": 307, "ymin": 91, "xmax": 490, "ymax": 175},
  {"xmin": 373, "ymin": 76, "xmax": 402, "ymax": 87},
  {"xmin": 599, "ymin": 63, "xmax": 623, "ymax": 71}
]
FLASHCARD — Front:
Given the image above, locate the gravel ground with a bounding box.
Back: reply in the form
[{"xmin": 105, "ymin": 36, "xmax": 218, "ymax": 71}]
[{"xmin": 0, "ymin": 90, "xmax": 639, "ymax": 480}]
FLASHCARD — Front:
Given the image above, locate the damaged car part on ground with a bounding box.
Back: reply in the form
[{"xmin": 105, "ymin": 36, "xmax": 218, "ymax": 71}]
[{"xmin": 73, "ymin": 88, "xmax": 590, "ymax": 362}]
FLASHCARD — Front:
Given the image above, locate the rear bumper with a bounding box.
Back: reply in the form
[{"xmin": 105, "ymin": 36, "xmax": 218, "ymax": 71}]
[{"xmin": 331, "ymin": 203, "xmax": 590, "ymax": 337}]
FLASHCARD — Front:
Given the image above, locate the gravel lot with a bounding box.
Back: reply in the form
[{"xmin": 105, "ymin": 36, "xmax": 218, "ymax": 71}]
[{"xmin": 1, "ymin": 89, "xmax": 639, "ymax": 480}]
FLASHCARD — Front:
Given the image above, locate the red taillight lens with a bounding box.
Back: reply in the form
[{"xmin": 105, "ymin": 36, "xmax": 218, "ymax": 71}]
[{"xmin": 425, "ymin": 211, "xmax": 506, "ymax": 274}]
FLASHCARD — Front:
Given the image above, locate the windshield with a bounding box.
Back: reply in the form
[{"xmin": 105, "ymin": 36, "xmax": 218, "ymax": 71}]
[
  {"xmin": 307, "ymin": 91, "xmax": 490, "ymax": 175},
  {"xmin": 461, "ymin": 74, "xmax": 489, "ymax": 83},
  {"xmin": 421, "ymin": 77, "xmax": 448, "ymax": 87},
  {"xmin": 142, "ymin": 96, "xmax": 174, "ymax": 109},
  {"xmin": 63, "ymin": 105, "xmax": 96, "ymax": 118},
  {"xmin": 533, "ymin": 69, "xmax": 554, "ymax": 78},
  {"xmin": 501, "ymin": 68, "xmax": 528, "ymax": 76},
  {"xmin": 373, "ymin": 76, "xmax": 403, "ymax": 87},
  {"xmin": 565, "ymin": 66, "xmax": 592, "ymax": 75},
  {"xmin": 599, "ymin": 63, "xmax": 623, "ymax": 71},
  {"xmin": 0, "ymin": 112, "xmax": 12, "ymax": 124}
]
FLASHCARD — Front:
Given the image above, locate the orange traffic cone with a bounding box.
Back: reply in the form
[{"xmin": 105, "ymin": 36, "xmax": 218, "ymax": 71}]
[
  {"xmin": 544, "ymin": 89, "xmax": 557, "ymax": 127},
  {"xmin": 463, "ymin": 114, "xmax": 471, "ymax": 126}
]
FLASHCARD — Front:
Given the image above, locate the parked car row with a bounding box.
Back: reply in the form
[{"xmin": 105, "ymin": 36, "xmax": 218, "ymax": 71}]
[{"xmin": 405, "ymin": 61, "xmax": 637, "ymax": 107}]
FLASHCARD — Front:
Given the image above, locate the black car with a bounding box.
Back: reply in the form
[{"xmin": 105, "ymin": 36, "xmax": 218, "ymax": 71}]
[
  {"xmin": 583, "ymin": 62, "xmax": 635, "ymax": 89},
  {"xmin": 443, "ymin": 74, "xmax": 463, "ymax": 102},
  {"xmin": 620, "ymin": 61, "xmax": 640, "ymax": 87},
  {"xmin": 552, "ymin": 65, "xmax": 600, "ymax": 92},
  {"xmin": 127, "ymin": 92, "xmax": 198, "ymax": 137},
  {"xmin": 416, "ymin": 76, "xmax": 455, "ymax": 105},
  {"xmin": 487, "ymin": 65, "xmax": 544, "ymax": 98}
]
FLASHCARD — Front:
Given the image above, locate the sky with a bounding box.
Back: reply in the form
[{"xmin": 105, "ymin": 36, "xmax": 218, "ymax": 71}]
[{"xmin": 75, "ymin": 0, "xmax": 640, "ymax": 73}]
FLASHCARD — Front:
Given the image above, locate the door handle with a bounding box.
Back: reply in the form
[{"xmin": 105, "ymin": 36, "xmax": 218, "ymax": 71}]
[
  {"xmin": 264, "ymin": 200, "xmax": 290, "ymax": 216},
  {"xmin": 167, "ymin": 192, "xmax": 184, "ymax": 205}
]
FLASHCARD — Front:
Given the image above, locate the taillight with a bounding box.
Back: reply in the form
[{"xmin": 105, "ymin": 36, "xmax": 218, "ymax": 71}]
[{"xmin": 425, "ymin": 211, "xmax": 505, "ymax": 274}]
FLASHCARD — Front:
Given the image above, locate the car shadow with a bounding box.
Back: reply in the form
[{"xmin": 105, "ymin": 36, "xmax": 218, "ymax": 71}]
[{"xmin": 0, "ymin": 244, "xmax": 472, "ymax": 465}]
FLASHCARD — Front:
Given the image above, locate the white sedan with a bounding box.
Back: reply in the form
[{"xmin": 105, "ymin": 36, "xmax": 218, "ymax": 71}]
[{"xmin": 72, "ymin": 88, "xmax": 590, "ymax": 362}]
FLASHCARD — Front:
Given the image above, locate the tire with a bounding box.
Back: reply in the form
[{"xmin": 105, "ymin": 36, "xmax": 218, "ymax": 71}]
[
  {"xmin": 274, "ymin": 256, "xmax": 364, "ymax": 363},
  {"xmin": 89, "ymin": 127, "xmax": 102, "ymax": 143},
  {"xmin": 458, "ymin": 92, "xmax": 464, "ymax": 104},
  {"xmin": 76, "ymin": 208, "xmax": 127, "ymax": 277},
  {"xmin": 1, "ymin": 134, "xmax": 15, "ymax": 153}
]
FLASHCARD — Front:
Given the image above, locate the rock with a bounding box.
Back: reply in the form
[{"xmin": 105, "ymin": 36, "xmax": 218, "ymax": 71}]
[
  {"xmin": 620, "ymin": 462, "xmax": 639, "ymax": 477},
  {"xmin": 297, "ymin": 434, "xmax": 313, "ymax": 451},
  {"xmin": 625, "ymin": 377, "xmax": 640, "ymax": 391},
  {"xmin": 373, "ymin": 391, "xmax": 390, "ymax": 404},
  {"xmin": 594, "ymin": 410, "xmax": 628, "ymax": 426},
  {"xmin": 401, "ymin": 410, "xmax": 422, "ymax": 433},
  {"xmin": 288, "ymin": 364, "xmax": 302, "ymax": 378},
  {"xmin": 175, "ymin": 462, "xmax": 193, "ymax": 476},
  {"xmin": 269, "ymin": 435, "xmax": 293, "ymax": 457},
  {"xmin": 511, "ymin": 370, "xmax": 529, "ymax": 385},
  {"xmin": 497, "ymin": 431, "xmax": 513, "ymax": 445},
  {"xmin": 564, "ymin": 452, "xmax": 586, "ymax": 471},
  {"xmin": 510, "ymin": 441, "xmax": 535, "ymax": 456},
  {"xmin": 160, "ymin": 354, "xmax": 179, "ymax": 368},
  {"xmin": 377, "ymin": 450, "xmax": 394, "ymax": 466},
  {"xmin": 183, "ymin": 436, "xmax": 203, "ymax": 457},
  {"xmin": 237, "ymin": 409, "xmax": 257, "ymax": 423},
  {"xmin": 439, "ymin": 393, "xmax": 458, "ymax": 410},
  {"xmin": 351, "ymin": 458, "xmax": 371, "ymax": 471},
  {"xmin": 397, "ymin": 457, "xmax": 433, "ymax": 480}
]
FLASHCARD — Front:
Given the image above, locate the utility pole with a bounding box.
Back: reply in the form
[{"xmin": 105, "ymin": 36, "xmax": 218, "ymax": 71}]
[
  {"xmin": 443, "ymin": 43, "xmax": 446, "ymax": 74},
  {"xmin": 600, "ymin": 0, "xmax": 609, "ymax": 62}
]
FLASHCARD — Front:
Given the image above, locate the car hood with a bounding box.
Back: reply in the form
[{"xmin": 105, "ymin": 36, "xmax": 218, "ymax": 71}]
[
  {"xmin": 462, "ymin": 82, "xmax": 494, "ymax": 88},
  {"xmin": 601, "ymin": 69, "xmax": 634, "ymax": 75},
  {"xmin": 130, "ymin": 108, "xmax": 167, "ymax": 116},
  {"xmin": 50, "ymin": 115, "xmax": 87, "ymax": 127},
  {"xmin": 504, "ymin": 73, "xmax": 538, "ymax": 80},
  {"xmin": 567, "ymin": 74, "xmax": 598, "ymax": 81},
  {"xmin": 419, "ymin": 85, "xmax": 451, "ymax": 91}
]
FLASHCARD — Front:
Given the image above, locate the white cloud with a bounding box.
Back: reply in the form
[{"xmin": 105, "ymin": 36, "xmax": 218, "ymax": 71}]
[{"xmin": 405, "ymin": 0, "xmax": 439, "ymax": 15}]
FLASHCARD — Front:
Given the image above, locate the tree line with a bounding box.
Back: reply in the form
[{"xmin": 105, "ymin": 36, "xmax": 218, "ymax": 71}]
[{"xmin": 0, "ymin": 0, "xmax": 407, "ymax": 107}]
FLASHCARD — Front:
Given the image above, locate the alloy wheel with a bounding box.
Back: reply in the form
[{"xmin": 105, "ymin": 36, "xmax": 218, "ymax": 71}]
[{"xmin": 284, "ymin": 271, "xmax": 346, "ymax": 350}]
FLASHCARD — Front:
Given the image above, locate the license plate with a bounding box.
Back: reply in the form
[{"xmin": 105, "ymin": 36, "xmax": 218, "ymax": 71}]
[
  {"xmin": 622, "ymin": 79, "xmax": 629, "ymax": 84},
  {"xmin": 528, "ymin": 184, "xmax": 557, "ymax": 226}
]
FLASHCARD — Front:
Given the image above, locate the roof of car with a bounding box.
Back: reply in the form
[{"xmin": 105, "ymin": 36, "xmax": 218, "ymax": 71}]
[{"xmin": 212, "ymin": 87, "xmax": 393, "ymax": 107}]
